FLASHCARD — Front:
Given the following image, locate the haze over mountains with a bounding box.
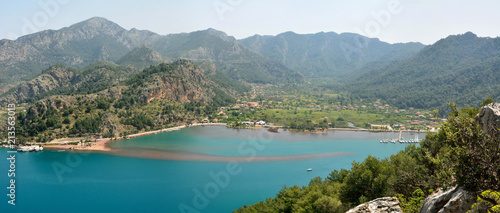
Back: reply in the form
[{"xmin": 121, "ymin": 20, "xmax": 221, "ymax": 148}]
[
  {"xmin": 240, "ymin": 32, "xmax": 424, "ymax": 78},
  {"xmin": 0, "ymin": 17, "xmax": 499, "ymax": 111}
]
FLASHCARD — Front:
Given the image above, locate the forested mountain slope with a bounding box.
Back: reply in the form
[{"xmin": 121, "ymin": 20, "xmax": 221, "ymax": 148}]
[{"xmin": 347, "ymin": 32, "xmax": 500, "ymax": 113}]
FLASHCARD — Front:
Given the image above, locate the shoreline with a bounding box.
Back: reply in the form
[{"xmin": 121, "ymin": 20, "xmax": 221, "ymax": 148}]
[
  {"xmin": 43, "ymin": 123, "xmax": 430, "ymax": 152},
  {"xmin": 44, "ymin": 123, "xmax": 227, "ymax": 152}
]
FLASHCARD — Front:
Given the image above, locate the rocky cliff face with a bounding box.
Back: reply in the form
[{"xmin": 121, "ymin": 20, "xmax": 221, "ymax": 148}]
[
  {"xmin": 418, "ymin": 186, "xmax": 474, "ymax": 213},
  {"xmin": 475, "ymin": 103, "xmax": 500, "ymax": 135},
  {"xmin": 346, "ymin": 197, "xmax": 402, "ymax": 213}
]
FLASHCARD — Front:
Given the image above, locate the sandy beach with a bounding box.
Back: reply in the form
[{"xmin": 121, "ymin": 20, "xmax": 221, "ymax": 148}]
[
  {"xmin": 44, "ymin": 123, "xmax": 227, "ymax": 152},
  {"xmin": 44, "ymin": 138, "xmax": 113, "ymax": 151}
]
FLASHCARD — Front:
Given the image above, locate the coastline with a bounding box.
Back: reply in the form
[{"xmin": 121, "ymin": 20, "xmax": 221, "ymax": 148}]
[
  {"xmin": 44, "ymin": 123, "xmax": 227, "ymax": 152},
  {"xmin": 43, "ymin": 123, "xmax": 430, "ymax": 152}
]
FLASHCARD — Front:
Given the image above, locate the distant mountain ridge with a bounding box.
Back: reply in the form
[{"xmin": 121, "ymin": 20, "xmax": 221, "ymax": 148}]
[
  {"xmin": 0, "ymin": 17, "xmax": 155, "ymax": 82},
  {"xmin": 0, "ymin": 17, "xmax": 304, "ymax": 85},
  {"xmin": 239, "ymin": 31, "xmax": 425, "ymax": 78}
]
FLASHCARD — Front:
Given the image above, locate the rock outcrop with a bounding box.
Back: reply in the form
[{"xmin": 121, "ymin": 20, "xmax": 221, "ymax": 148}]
[
  {"xmin": 474, "ymin": 103, "xmax": 500, "ymax": 136},
  {"xmin": 419, "ymin": 186, "xmax": 474, "ymax": 213},
  {"xmin": 12, "ymin": 65, "xmax": 76, "ymax": 102},
  {"xmin": 346, "ymin": 197, "xmax": 402, "ymax": 213}
]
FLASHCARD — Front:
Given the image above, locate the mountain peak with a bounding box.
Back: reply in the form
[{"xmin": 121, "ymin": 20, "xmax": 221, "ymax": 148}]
[
  {"xmin": 68, "ymin": 17, "xmax": 125, "ymax": 33},
  {"xmin": 197, "ymin": 28, "xmax": 235, "ymax": 42},
  {"xmin": 463, "ymin": 31, "xmax": 478, "ymax": 37},
  {"xmin": 85, "ymin": 16, "xmax": 112, "ymax": 24}
]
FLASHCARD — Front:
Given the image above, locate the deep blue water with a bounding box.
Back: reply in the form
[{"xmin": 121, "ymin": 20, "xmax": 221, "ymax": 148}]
[{"xmin": 0, "ymin": 126, "xmax": 424, "ymax": 213}]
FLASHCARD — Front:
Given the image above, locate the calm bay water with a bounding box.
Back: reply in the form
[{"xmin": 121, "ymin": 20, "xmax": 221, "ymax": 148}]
[{"xmin": 1, "ymin": 126, "xmax": 425, "ymax": 213}]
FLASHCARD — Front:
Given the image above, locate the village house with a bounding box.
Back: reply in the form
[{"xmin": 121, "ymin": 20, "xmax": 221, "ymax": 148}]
[{"xmin": 248, "ymin": 102, "xmax": 259, "ymax": 108}]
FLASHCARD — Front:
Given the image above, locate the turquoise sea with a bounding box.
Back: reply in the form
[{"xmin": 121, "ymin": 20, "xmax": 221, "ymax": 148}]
[{"xmin": 0, "ymin": 126, "xmax": 425, "ymax": 213}]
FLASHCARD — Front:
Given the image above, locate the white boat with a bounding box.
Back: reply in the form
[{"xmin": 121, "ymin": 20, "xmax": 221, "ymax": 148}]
[
  {"xmin": 307, "ymin": 168, "xmax": 312, "ymax": 171},
  {"xmin": 34, "ymin": 145, "xmax": 43, "ymax": 151},
  {"xmin": 414, "ymin": 135, "xmax": 420, "ymax": 143}
]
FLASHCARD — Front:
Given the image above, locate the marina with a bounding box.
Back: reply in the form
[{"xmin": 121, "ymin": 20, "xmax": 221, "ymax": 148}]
[{"xmin": 380, "ymin": 131, "xmax": 421, "ymax": 143}]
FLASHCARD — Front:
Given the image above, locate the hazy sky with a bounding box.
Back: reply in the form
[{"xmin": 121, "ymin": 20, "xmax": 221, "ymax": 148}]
[{"xmin": 1, "ymin": 0, "xmax": 499, "ymax": 44}]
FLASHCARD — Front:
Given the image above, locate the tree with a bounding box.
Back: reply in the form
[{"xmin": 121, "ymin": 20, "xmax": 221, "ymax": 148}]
[
  {"xmin": 443, "ymin": 104, "xmax": 500, "ymax": 193},
  {"xmin": 340, "ymin": 155, "xmax": 390, "ymax": 204},
  {"xmin": 63, "ymin": 117, "xmax": 71, "ymax": 124},
  {"xmin": 481, "ymin": 97, "xmax": 495, "ymax": 107}
]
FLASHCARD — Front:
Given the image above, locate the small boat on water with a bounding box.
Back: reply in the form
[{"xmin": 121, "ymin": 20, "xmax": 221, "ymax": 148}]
[
  {"xmin": 307, "ymin": 168, "xmax": 312, "ymax": 171},
  {"xmin": 18, "ymin": 145, "xmax": 44, "ymax": 152}
]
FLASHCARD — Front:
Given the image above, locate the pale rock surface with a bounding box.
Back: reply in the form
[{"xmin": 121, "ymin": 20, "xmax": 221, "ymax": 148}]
[
  {"xmin": 346, "ymin": 197, "xmax": 402, "ymax": 213},
  {"xmin": 418, "ymin": 186, "xmax": 474, "ymax": 213}
]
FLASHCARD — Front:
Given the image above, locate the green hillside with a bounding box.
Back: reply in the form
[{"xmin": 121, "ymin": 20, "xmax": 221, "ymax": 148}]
[
  {"xmin": 12, "ymin": 60, "xmax": 235, "ymax": 141},
  {"xmin": 347, "ymin": 32, "xmax": 500, "ymax": 114}
]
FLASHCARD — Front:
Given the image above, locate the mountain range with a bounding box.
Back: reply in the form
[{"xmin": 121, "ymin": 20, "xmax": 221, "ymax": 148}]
[
  {"xmin": 239, "ymin": 32, "xmax": 424, "ymax": 79},
  {"xmin": 0, "ymin": 17, "xmax": 498, "ymax": 112},
  {"xmin": 0, "ymin": 17, "xmax": 304, "ymax": 85}
]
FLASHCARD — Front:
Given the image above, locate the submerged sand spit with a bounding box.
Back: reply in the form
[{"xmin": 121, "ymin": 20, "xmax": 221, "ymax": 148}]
[{"xmin": 107, "ymin": 149, "xmax": 355, "ymax": 162}]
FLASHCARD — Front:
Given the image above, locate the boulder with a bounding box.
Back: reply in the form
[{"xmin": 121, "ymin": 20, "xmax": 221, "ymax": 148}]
[
  {"xmin": 474, "ymin": 103, "xmax": 500, "ymax": 136},
  {"xmin": 419, "ymin": 186, "xmax": 474, "ymax": 213},
  {"xmin": 346, "ymin": 197, "xmax": 402, "ymax": 213}
]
